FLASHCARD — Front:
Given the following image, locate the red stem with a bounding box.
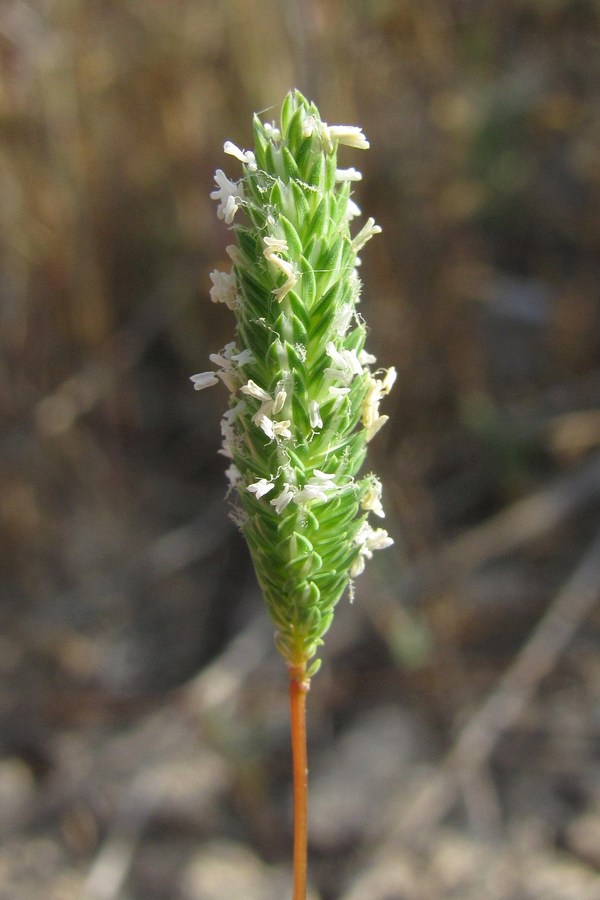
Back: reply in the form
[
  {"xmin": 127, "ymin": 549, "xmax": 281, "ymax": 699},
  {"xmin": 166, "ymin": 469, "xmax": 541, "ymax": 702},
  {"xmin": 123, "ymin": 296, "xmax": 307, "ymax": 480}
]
[{"xmin": 289, "ymin": 664, "xmax": 309, "ymax": 900}]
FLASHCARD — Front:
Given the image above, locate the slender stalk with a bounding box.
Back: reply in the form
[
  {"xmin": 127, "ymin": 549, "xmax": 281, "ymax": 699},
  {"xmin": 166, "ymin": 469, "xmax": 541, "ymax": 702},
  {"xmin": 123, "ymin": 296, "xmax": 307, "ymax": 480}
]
[{"xmin": 289, "ymin": 664, "xmax": 309, "ymax": 900}]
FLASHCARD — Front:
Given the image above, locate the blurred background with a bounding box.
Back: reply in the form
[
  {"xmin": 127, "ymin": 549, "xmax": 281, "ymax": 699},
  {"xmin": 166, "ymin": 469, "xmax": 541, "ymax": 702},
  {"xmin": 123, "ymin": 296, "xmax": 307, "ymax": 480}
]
[{"xmin": 2, "ymin": 1, "xmax": 600, "ymax": 897}]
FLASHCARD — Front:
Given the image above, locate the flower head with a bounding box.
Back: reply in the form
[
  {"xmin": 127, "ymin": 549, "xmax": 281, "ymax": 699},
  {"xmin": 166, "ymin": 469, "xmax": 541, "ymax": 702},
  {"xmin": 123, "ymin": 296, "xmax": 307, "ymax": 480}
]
[{"xmin": 192, "ymin": 91, "xmax": 394, "ymax": 672}]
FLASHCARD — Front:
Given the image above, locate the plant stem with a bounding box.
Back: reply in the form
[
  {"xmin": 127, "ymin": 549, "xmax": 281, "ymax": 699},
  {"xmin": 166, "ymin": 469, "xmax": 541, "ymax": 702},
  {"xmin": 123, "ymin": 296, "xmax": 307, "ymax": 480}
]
[{"xmin": 289, "ymin": 663, "xmax": 309, "ymax": 900}]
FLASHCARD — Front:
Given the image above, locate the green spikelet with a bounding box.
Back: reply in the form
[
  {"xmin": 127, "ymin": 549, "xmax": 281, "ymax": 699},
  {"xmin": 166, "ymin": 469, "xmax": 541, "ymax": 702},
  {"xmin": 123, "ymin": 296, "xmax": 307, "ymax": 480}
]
[{"xmin": 193, "ymin": 90, "xmax": 395, "ymax": 676}]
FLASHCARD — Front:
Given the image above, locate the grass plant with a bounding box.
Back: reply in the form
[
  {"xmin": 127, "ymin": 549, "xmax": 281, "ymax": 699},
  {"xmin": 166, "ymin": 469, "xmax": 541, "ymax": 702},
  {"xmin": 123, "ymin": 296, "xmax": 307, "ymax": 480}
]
[{"xmin": 193, "ymin": 90, "xmax": 394, "ymax": 897}]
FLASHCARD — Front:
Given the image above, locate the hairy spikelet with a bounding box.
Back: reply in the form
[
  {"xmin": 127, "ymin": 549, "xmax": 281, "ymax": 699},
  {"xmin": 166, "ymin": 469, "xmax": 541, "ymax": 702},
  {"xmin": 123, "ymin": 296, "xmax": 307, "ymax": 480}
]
[{"xmin": 193, "ymin": 90, "xmax": 395, "ymax": 675}]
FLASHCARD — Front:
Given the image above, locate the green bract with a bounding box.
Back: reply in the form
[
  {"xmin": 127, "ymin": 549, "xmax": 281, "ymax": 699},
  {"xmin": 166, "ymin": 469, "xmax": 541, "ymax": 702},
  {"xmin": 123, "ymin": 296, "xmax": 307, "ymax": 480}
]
[{"xmin": 193, "ymin": 90, "xmax": 395, "ymax": 676}]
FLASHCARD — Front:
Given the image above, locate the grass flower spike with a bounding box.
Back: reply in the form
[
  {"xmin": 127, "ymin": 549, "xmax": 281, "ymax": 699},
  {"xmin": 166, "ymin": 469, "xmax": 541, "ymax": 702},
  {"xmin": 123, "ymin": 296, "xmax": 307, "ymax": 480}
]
[
  {"xmin": 193, "ymin": 89, "xmax": 394, "ymax": 897},
  {"xmin": 195, "ymin": 89, "xmax": 394, "ymax": 677}
]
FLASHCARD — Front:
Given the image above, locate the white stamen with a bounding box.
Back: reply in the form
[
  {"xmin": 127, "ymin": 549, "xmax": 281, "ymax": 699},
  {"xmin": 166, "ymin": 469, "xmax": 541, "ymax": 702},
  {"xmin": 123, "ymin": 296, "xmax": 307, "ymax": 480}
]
[
  {"xmin": 352, "ymin": 217, "xmax": 382, "ymax": 252},
  {"xmin": 273, "ymin": 419, "xmax": 292, "ymax": 439},
  {"xmin": 264, "ymin": 122, "xmax": 281, "ymax": 142},
  {"xmin": 346, "ymin": 199, "xmax": 362, "ymax": 221},
  {"xmin": 225, "ymin": 464, "xmax": 242, "ymax": 488},
  {"xmin": 349, "ymin": 555, "xmax": 366, "ymax": 577},
  {"xmin": 231, "ymin": 349, "xmax": 256, "ymax": 366},
  {"xmin": 240, "ymin": 380, "xmax": 272, "ymax": 402},
  {"xmin": 263, "ymin": 236, "xmax": 299, "ymax": 302},
  {"xmin": 223, "ymin": 400, "xmax": 246, "ymax": 421},
  {"xmin": 350, "ymin": 522, "xmax": 393, "ymax": 576},
  {"xmin": 361, "ymin": 369, "xmax": 395, "ymax": 441},
  {"xmin": 333, "ymin": 303, "xmax": 353, "ymax": 336},
  {"xmin": 381, "ymin": 367, "xmax": 397, "ymax": 395},
  {"xmin": 271, "ymin": 390, "xmax": 287, "ymax": 414},
  {"xmin": 335, "ymin": 167, "xmax": 363, "ymax": 182},
  {"xmin": 256, "ymin": 415, "xmax": 291, "ymax": 440},
  {"xmin": 328, "ymin": 125, "xmax": 370, "ymax": 149},
  {"xmin": 226, "ymin": 244, "xmax": 244, "ymax": 266},
  {"xmin": 273, "ymin": 269, "xmax": 299, "ymax": 302},
  {"xmin": 223, "ymin": 140, "xmax": 257, "ymax": 171},
  {"xmin": 219, "ymin": 414, "xmax": 236, "ymax": 458},
  {"xmin": 359, "ymin": 349, "xmax": 377, "ymax": 366},
  {"xmin": 309, "ymin": 400, "xmax": 322, "ymax": 429},
  {"xmin": 361, "ymin": 478, "xmax": 385, "ymax": 518},
  {"xmin": 263, "ymin": 236, "xmax": 288, "ymax": 258},
  {"xmin": 311, "ymin": 470, "xmax": 337, "ymax": 485},
  {"xmin": 301, "ymin": 115, "xmax": 317, "ymax": 138},
  {"xmin": 257, "ymin": 415, "xmax": 275, "ymax": 439},
  {"xmin": 215, "ymin": 369, "xmax": 237, "ymax": 392},
  {"xmin": 190, "ymin": 371, "xmax": 219, "ymax": 390},
  {"xmin": 247, "ymin": 478, "xmax": 276, "ymax": 499},
  {"xmin": 325, "ymin": 342, "xmax": 363, "ymax": 382},
  {"xmin": 270, "ymin": 485, "xmax": 296, "ymax": 514},
  {"xmin": 295, "ymin": 484, "xmax": 329, "ymax": 503},
  {"xmin": 211, "ymin": 169, "xmax": 244, "ymax": 224},
  {"xmin": 209, "ymin": 270, "xmax": 238, "ymax": 309}
]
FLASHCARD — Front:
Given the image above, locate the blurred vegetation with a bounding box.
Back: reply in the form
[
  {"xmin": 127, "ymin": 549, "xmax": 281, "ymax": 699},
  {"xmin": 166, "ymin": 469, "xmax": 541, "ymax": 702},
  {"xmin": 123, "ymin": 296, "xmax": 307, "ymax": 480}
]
[{"xmin": 1, "ymin": 0, "xmax": 600, "ymax": 896}]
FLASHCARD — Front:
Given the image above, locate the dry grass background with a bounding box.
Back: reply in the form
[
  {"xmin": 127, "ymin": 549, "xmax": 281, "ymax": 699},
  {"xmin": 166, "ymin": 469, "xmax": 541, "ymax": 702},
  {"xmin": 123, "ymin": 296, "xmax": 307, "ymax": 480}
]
[{"xmin": 2, "ymin": 1, "xmax": 600, "ymax": 898}]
